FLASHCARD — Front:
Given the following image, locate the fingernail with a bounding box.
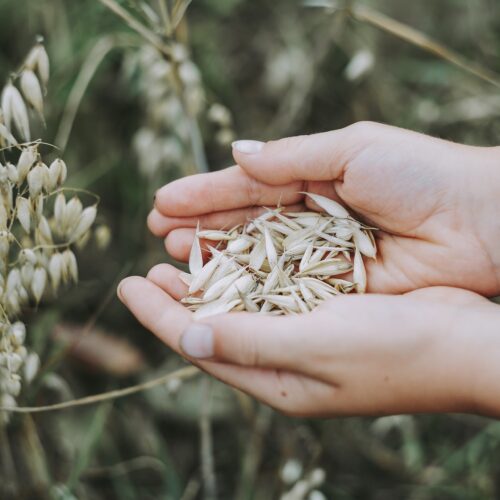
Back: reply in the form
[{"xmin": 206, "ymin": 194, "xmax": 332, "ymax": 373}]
[
  {"xmin": 180, "ymin": 323, "xmax": 214, "ymax": 359},
  {"xmin": 232, "ymin": 140, "xmax": 264, "ymax": 154},
  {"xmin": 117, "ymin": 278, "xmax": 131, "ymax": 303}
]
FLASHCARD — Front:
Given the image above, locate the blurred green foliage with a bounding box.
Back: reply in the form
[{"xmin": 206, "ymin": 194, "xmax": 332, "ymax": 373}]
[{"xmin": 1, "ymin": 0, "xmax": 500, "ymax": 498}]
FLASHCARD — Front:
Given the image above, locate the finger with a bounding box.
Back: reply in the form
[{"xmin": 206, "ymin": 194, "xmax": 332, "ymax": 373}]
[
  {"xmin": 148, "ymin": 203, "xmax": 305, "ymax": 238},
  {"xmin": 178, "ymin": 311, "xmax": 311, "ymax": 372},
  {"xmin": 146, "ymin": 263, "xmax": 188, "ymax": 300},
  {"xmin": 164, "ymin": 228, "xmax": 197, "ymax": 262},
  {"xmin": 117, "ymin": 276, "xmax": 266, "ymax": 374},
  {"xmin": 405, "ymin": 286, "xmax": 485, "ymax": 306},
  {"xmin": 164, "ymin": 228, "xmax": 220, "ymax": 263},
  {"xmin": 118, "ymin": 276, "xmax": 192, "ymax": 347},
  {"xmin": 155, "ymin": 165, "xmax": 303, "ymax": 217},
  {"xmin": 232, "ymin": 123, "xmax": 375, "ymax": 185}
]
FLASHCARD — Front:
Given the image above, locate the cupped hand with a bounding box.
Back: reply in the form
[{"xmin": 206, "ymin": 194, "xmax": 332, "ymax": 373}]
[
  {"xmin": 118, "ymin": 266, "xmax": 500, "ymax": 418},
  {"xmin": 149, "ymin": 122, "xmax": 500, "ymax": 295}
]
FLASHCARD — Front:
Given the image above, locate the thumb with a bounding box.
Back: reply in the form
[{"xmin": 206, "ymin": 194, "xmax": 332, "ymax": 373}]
[
  {"xmin": 179, "ymin": 312, "xmax": 307, "ymax": 371},
  {"xmin": 231, "ymin": 124, "xmax": 364, "ymax": 185}
]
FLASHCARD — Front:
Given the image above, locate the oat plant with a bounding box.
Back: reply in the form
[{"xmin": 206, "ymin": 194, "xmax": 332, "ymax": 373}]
[{"xmin": 0, "ymin": 40, "xmax": 101, "ymax": 420}]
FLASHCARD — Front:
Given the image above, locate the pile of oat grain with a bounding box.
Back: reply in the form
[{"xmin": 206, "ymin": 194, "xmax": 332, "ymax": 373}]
[{"xmin": 180, "ymin": 192, "xmax": 376, "ymax": 319}]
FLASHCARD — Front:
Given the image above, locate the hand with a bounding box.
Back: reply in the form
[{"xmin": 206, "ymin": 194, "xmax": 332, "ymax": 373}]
[
  {"xmin": 118, "ymin": 268, "xmax": 500, "ymax": 418},
  {"xmin": 149, "ymin": 122, "xmax": 500, "ymax": 295}
]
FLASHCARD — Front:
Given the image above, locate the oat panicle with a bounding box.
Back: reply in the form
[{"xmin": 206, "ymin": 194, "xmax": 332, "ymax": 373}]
[{"xmin": 0, "ymin": 41, "xmax": 110, "ymax": 419}]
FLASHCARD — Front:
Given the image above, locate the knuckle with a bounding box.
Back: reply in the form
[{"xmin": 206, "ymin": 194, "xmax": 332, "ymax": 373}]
[
  {"xmin": 269, "ymin": 135, "xmax": 309, "ymax": 155},
  {"xmin": 238, "ymin": 331, "xmax": 261, "ymax": 367},
  {"xmin": 244, "ymin": 176, "xmax": 263, "ymax": 206},
  {"xmin": 249, "ymin": 205, "xmax": 266, "ymax": 220},
  {"xmin": 267, "ymin": 135, "xmax": 311, "ymax": 180},
  {"xmin": 346, "ymin": 120, "xmax": 379, "ymax": 137},
  {"xmin": 284, "ymin": 135, "xmax": 310, "ymax": 156},
  {"xmin": 150, "ymin": 308, "xmax": 171, "ymax": 337},
  {"xmin": 146, "ymin": 263, "xmax": 167, "ymax": 282}
]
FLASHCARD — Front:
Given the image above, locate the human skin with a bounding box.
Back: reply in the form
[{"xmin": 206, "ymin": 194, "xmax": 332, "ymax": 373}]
[{"xmin": 119, "ymin": 121, "xmax": 500, "ymax": 417}]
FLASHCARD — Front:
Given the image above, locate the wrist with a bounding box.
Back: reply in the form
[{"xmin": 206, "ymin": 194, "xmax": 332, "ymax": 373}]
[
  {"xmin": 454, "ymin": 301, "xmax": 500, "ymax": 417},
  {"xmin": 464, "ymin": 147, "xmax": 500, "ymax": 291}
]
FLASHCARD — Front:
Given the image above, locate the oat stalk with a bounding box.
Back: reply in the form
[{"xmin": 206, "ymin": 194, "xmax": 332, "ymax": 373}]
[{"xmin": 0, "ymin": 365, "xmax": 200, "ymax": 413}]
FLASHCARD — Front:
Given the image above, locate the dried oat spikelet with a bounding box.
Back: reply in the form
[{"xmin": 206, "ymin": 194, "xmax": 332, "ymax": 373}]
[
  {"xmin": 20, "ymin": 69, "xmax": 43, "ymax": 119},
  {"xmin": 1, "ymin": 82, "xmax": 30, "ymax": 141},
  {"xmin": 25, "ymin": 41, "xmax": 50, "ymax": 88}
]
